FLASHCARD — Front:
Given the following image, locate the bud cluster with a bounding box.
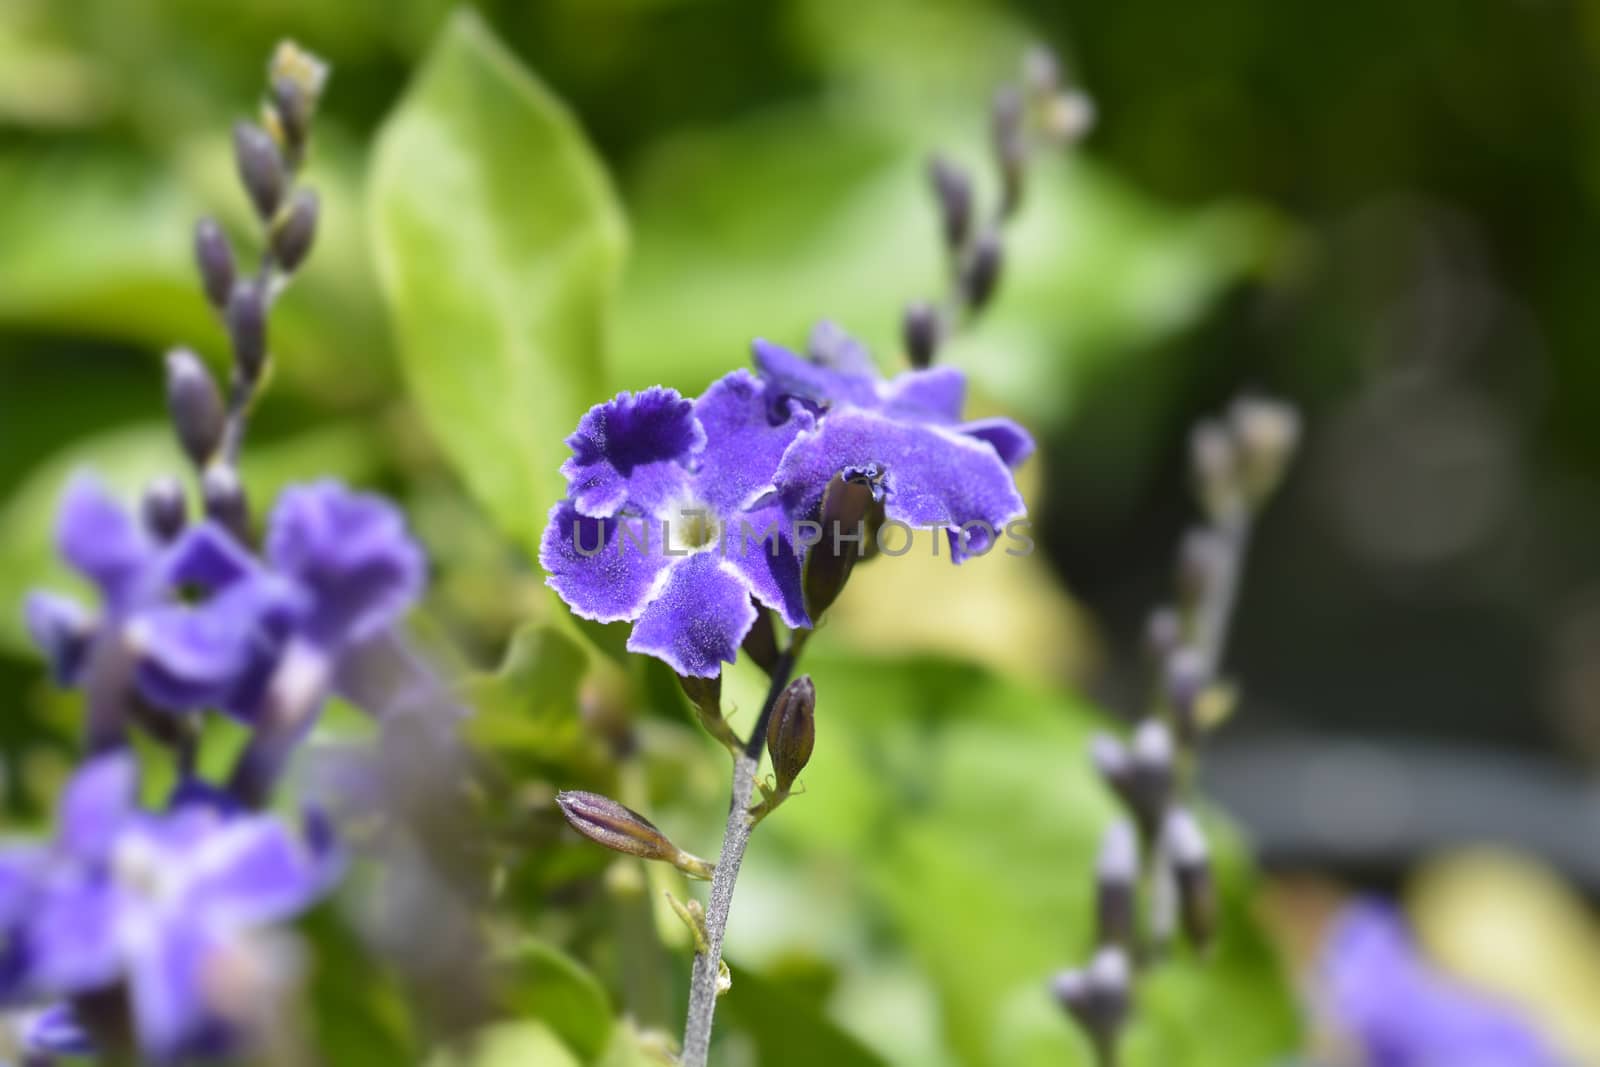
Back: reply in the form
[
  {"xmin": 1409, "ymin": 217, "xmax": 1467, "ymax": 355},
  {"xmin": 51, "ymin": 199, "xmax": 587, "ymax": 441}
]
[
  {"xmin": 902, "ymin": 46, "xmax": 1094, "ymax": 369},
  {"xmin": 164, "ymin": 41, "xmax": 329, "ymax": 543},
  {"xmin": 1053, "ymin": 396, "xmax": 1299, "ymax": 1064}
]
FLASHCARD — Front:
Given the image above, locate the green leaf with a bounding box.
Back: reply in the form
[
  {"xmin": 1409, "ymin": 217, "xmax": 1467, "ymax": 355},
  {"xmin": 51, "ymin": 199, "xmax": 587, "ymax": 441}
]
[
  {"xmin": 0, "ymin": 420, "xmax": 379, "ymax": 652},
  {"xmin": 432, "ymin": 1021, "xmax": 582, "ymax": 1067},
  {"xmin": 721, "ymin": 961, "xmax": 891, "ymax": 1067},
  {"xmin": 370, "ymin": 9, "xmax": 627, "ymax": 559},
  {"xmin": 499, "ymin": 939, "xmax": 616, "ymax": 1061},
  {"xmin": 461, "ymin": 622, "xmax": 590, "ymax": 765}
]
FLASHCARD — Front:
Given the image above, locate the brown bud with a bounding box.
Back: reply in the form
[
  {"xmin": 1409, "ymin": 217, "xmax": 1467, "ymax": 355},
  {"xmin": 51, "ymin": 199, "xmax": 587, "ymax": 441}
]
[
  {"xmin": 225, "ymin": 281, "xmax": 268, "ymax": 383},
  {"xmin": 1052, "ymin": 946, "xmax": 1131, "ymax": 1059},
  {"xmin": 741, "ymin": 608, "xmax": 780, "ymax": 675},
  {"xmin": 555, "ymin": 790, "xmax": 713, "ymax": 880},
  {"xmin": 802, "ymin": 473, "xmax": 877, "ymax": 621},
  {"xmin": 679, "ymin": 672, "xmax": 740, "ymax": 752},
  {"xmin": 1165, "ymin": 808, "xmax": 1216, "ymax": 951},
  {"xmin": 766, "ymin": 676, "xmax": 816, "ymax": 794},
  {"xmin": 961, "ymin": 230, "xmax": 1004, "ymax": 312},
  {"xmin": 903, "ymin": 301, "xmax": 940, "ymax": 369},
  {"xmin": 927, "ymin": 154, "xmax": 974, "ymax": 251},
  {"xmin": 202, "ymin": 465, "xmax": 249, "ymax": 542},
  {"xmin": 141, "ymin": 476, "xmax": 187, "ymax": 543},
  {"xmin": 1095, "ymin": 820, "xmax": 1138, "ymax": 949}
]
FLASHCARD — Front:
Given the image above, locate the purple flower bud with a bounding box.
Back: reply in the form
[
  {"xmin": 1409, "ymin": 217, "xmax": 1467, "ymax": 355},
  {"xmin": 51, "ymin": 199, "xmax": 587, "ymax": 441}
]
[
  {"xmin": 1164, "ymin": 808, "xmax": 1215, "ymax": 951},
  {"xmin": 1175, "ymin": 526, "xmax": 1227, "ymax": 613},
  {"xmin": 193, "ymin": 218, "xmax": 236, "ymax": 310},
  {"xmin": 202, "ymin": 466, "xmax": 249, "ymax": 542},
  {"xmin": 1052, "ymin": 946, "xmax": 1131, "ymax": 1059},
  {"xmin": 555, "ymin": 790, "xmax": 712, "ymax": 879},
  {"xmin": 766, "ymin": 676, "xmax": 816, "ymax": 794},
  {"xmin": 902, "ymin": 301, "xmax": 940, "ymax": 370},
  {"xmin": 232, "ymin": 122, "xmax": 286, "ymax": 220},
  {"xmin": 1095, "ymin": 820, "xmax": 1138, "ymax": 949},
  {"xmin": 926, "ymin": 154, "xmax": 973, "ymax": 250},
  {"xmin": 1127, "ymin": 719, "xmax": 1175, "ymax": 834},
  {"xmin": 961, "ymin": 230, "xmax": 1004, "ymax": 312},
  {"xmin": 24, "ymin": 592, "xmax": 95, "ymax": 687},
  {"xmin": 1143, "ymin": 605, "xmax": 1182, "ymax": 665},
  {"xmin": 270, "ymin": 74, "xmax": 310, "ymax": 154},
  {"xmin": 165, "ymin": 349, "xmax": 226, "ymax": 469},
  {"xmin": 270, "ymin": 188, "xmax": 319, "ymax": 273},
  {"xmin": 225, "ymin": 281, "xmax": 268, "ymax": 383},
  {"xmin": 140, "ymin": 476, "xmax": 187, "ymax": 543},
  {"xmin": 1164, "ymin": 645, "xmax": 1209, "ymax": 741}
]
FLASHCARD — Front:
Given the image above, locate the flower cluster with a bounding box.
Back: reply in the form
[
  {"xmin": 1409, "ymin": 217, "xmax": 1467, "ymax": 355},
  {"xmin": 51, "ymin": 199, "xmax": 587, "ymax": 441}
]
[
  {"xmin": 541, "ymin": 321, "xmax": 1034, "ymax": 677},
  {"xmin": 1321, "ymin": 902, "xmax": 1559, "ymax": 1067},
  {"xmin": 0, "ymin": 754, "xmax": 340, "ymax": 1063}
]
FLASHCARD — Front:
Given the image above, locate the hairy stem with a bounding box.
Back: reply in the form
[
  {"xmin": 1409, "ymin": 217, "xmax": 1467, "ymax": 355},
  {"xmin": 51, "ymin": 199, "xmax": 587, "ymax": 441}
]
[{"xmin": 680, "ymin": 644, "xmax": 801, "ymax": 1065}]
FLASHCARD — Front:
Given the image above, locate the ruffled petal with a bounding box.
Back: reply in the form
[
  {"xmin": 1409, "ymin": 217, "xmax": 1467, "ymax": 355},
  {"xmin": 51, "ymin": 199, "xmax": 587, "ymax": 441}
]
[
  {"xmin": 723, "ymin": 504, "xmax": 808, "ymax": 628},
  {"xmin": 771, "ymin": 410, "xmax": 1026, "ymax": 562},
  {"xmin": 625, "ymin": 553, "xmax": 757, "ymax": 678},
  {"xmin": 806, "ymin": 320, "xmax": 878, "ymax": 378},
  {"xmin": 56, "ymin": 474, "xmax": 153, "ymax": 611},
  {"xmin": 561, "ymin": 387, "xmax": 703, "ymax": 518},
  {"xmin": 752, "ymin": 338, "xmax": 878, "ymax": 413},
  {"xmin": 265, "ymin": 482, "xmax": 425, "ymax": 650},
  {"xmin": 127, "ymin": 580, "xmax": 297, "ymax": 717},
  {"xmin": 540, "ymin": 501, "xmax": 670, "ymax": 624},
  {"xmin": 24, "ymin": 592, "xmax": 95, "ymax": 687},
  {"xmin": 957, "ymin": 416, "xmax": 1036, "ymax": 468},
  {"xmin": 156, "ymin": 522, "xmax": 259, "ymax": 591},
  {"xmin": 880, "ymin": 366, "xmax": 967, "ymax": 423},
  {"xmin": 690, "ymin": 370, "xmax": 816, "ymax": 515}
]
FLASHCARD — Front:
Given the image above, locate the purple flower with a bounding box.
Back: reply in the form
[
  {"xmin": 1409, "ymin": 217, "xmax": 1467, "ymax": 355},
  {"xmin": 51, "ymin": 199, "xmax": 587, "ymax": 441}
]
[
  {"xmin": 541, "ymin": 372, "xmax": 815, "ymax": 677},
  {"xmin": 25, "ymin": 477, "xmax": 428, "ymax": 728},
  {"xmin": 1320, "ymin": 901, "xmax": 1560, "ymax": 1067},
  {"xmin": 751, "ymin": 327, "xmax": 1032, "ymax": 560},
  {"xmin": 0, "ymin": 753, "xmax": 339, "ymax": 1063}
]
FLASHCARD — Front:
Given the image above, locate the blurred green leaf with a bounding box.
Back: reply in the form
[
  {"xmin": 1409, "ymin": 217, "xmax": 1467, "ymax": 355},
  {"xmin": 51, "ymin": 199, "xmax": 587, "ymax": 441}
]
[
  {"xmin": 461, "ymin": 622, "xmax": 591, "ymax": 766},
  {"xmin": 500, "ymin": 938, "xmax": 616, "ymax": 1061},
  {"xmin": 303, "ymin": 903, "xmax": 419, "ymax": 1067},
  {"xmin": 0, "ymin": 420, "xmax": 379, "ymax": 652},
  {"xmin": 370, "ymin": 8, "xmax": 627, "ymax": 559},
  {"xmin": 433, "ymin": 1021, "xmax": 581, "ymax": 1067},
  {"xmin": 721, "ymin": 961, "xmax": 891, "ymax": 1067},
  {"xmin": 730, "ymin": 653, "xmax": 1300, "ymax": 1067}
]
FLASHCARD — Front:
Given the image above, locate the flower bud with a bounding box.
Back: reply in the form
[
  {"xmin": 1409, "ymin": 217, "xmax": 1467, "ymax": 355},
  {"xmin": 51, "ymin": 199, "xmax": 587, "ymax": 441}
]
[
  {"xmin": 193, "ymin": 218, "xmax": 237, "ymax": 311},
  {"xmin": 1164, "ymin": 808, "xmax": 1216, "ymax": 951},
  {"xmin": 1095, "ymin": 820, "xmax": 1138, "ymax": 950},
  {"xmin": 1142, "ymin": 605, "xmax": 1182, "ymax": 666},
  {"xmin": 1043, "ymin": 90, "xmax": 1096, "ymax": 144},
  {"xmin": 1175, "ymin": 526, "xmax": 1228, "ymax": 613},
  {"xmin": 961, "ymin": 230, "xmax": 1004, "ymax": 312},
  {"xmin": 141, "ymin": 476, "xmax": 187, "ymax": 543},
  {"xmin": 802, "ymin": 472, "xmax": 877, "ymax": 621},
  {"xmin": 1052, "ymin": 946, "xmax": 1131, "ymax": 1059},
  {"xmin": 1190, "ymin": 418, "xmax": 1240, "ymax": 520},
  {"xmin": 555, "ymin": 790, "xmax": 714, "ymax": 880},
  {"xmin": 165, "ymin": 348, "xmax": 226, "ymax": 468},
  {"xmin": 269, "ymin": 75, "xmax": 310, "ymax": 155},
  {"xmin": 233, "ymin": 122, "xmax": 286, "ymax": 221},
  {"xmin": 202, "ymin": 465, "xmax": 249, "ymax": 542},
  {"xmin": 680, "ymin": 672, "xmax": 740, "ymax": 752},
  {"xmin": 991, "ymin": 86, "xmax": 1027, "ymax": 217},
  {"xmin": 1229, "ymin": 395, "xmax": 1301, "ymax": 506},
  {"xmin": 766, "ymin": 676, "xmax": 815, "ymax": 794},
  {"xmin": 1164, "ymin": 645, "xmax": 1209, "ymax": 742},
  {"xmin": 926, "ymin": 154, "xmax": 973, "ymax": 251},
  {"xmin": 225, "ymin": 281, "xmax": 268, "ymax": 382},
  {"xmin": 1023, "ymin": 45, "xmax": 1060, "ymax": 96},
  {"xmin": 1127, "ymin": 719, "xmax": 1175, "ymax": 833},
  {"xmin": 270, "ymin": 188, "xmax": 319, "ymax": 273},
  {"xmin": 902, "ymin": 301, "xmax": 940, "ymax": 370},
  {"xmin": 741, "ymin": 608, "xmax": 781, "ymax": 675},
  {"xmin": 1089, "ymin": 733, "xmax": 1131, "ymax": 795}
]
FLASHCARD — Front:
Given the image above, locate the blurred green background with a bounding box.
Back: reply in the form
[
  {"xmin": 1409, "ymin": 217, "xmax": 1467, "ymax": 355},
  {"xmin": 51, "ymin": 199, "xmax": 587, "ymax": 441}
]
[{"xmin": 5, "ymin": 0, "xmax": 1600, "ymax": 1064}]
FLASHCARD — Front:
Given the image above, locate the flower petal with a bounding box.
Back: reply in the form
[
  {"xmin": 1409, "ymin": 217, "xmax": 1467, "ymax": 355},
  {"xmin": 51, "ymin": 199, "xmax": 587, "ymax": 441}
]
[
  {"xmin": 23, "ymin": 1002, "xmax": 96, "ymax": 1058},
  {"xmin": 752, "ymin": 338, "xmax": 878, "ymax": 413},
  {"xmin": 179, "ymin": 815, "xmax": 338, "ymax": 926},
  {"xmin": 626, "ymin": 554, "xmax": 757, "ymax": 678},
  {"xmin": 881, "ymin": 366, "xmax": 967, "ymax": 423},
  {"xmin": 690, "ymin": 370, "xmax": 815, "ymax": 515},
  {"xmin": 957, "ymin": 416, "xmax": 1036, "ymax": 468},
  {"xmin": 128, "ymin": 580, "xmax": 296, "ymax": 717},
  {"xmin": 56, "ymin": 474, "xmax": 153, "ymax": 610},
  {"xmin": 59, "ymin": 751, "xmax": 138, "ymax": 861},
  {"xmin": 266, "ymin": 482, "xmax": 425, "ymax": 650},
  {"xmin": 24, "ymin": 591, "xmax": 95, "ymax": 687},
  {"xmin": 771, "ymin": 410, "xmax": 1026, "ymax": 562},
  {"xmin": 156, "ymin": 522, "xmax": 260, "ymax": 591},
  {"xmin": 540, "ymin": 501, "xmax": 670, "ymax": 624},
  {"xmin": 561, "ymin": 387, "xmax": 703, "ymax": 518},
  {"xmin": 723, "ymin": 504, "xmax": 808, "ymax": 628},
  {"xmin": 127, "ymin": 917, "xmax": 230, "ymax": 1063}
]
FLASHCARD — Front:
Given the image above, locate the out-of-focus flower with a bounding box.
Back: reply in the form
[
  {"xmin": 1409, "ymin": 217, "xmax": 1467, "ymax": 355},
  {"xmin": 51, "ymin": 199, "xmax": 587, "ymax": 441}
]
[
  {"xmin": 1320, "ymin": 900, "xmax": 1561, "ymax": 1067},
  {"xmin": 0, "ymin": 753, "xmax": 339, "ymax": 1063},
  {"xmin": 542, "ymin": 374, "xmax": 814, "ymax": 677}
]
